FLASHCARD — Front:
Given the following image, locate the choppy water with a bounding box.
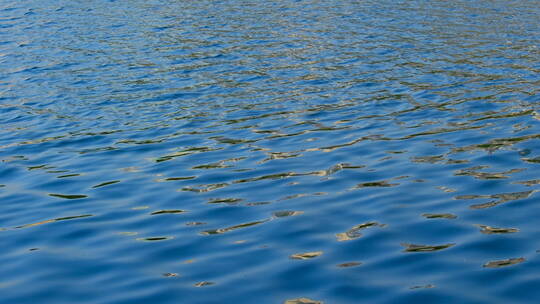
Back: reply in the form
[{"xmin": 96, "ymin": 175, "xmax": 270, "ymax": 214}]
[{"xmin": 1, "ymin": 0, "xmax": 540, "ymax": 303}]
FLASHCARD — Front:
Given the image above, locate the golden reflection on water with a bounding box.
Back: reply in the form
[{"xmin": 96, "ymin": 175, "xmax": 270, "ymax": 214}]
[
  {"xmin": 15, "ymin": 214, "xmax": 93, "ymax": 229},
  {"xmin": 290, "ymin": 251, "xmax": 323, "ymax": 260},
  {"xmin": 455, "ymin": 190, "xmax": 538, "ymax": 209},
  {"xmin": 513, "ymin": 179, "xmax": 540, "ymax": 186},
  {"xmin": 337, "ymin": 262, "xmax": 362, "ymax": 268},
  {"xmin": 194, "ymin": 281, "xmax": 215, "ymax": 287},
  {"xmin": 475, "ymin": 225, "xmax": 519, "ymax": 234},
  {"xmin": 284, "ymin": 298, "xmax": 323, "ymax": 304},
  {"xmin": 131, "ymin": 206, "xmax": 149, "ymax": 210},
  {"xmin": 483, "ymin": 258, "xmax": 525, "ymax": 268},
  {"xmin": 336, "ymin": 222, "xmax": 385, "ymax": 241},
  {"xmin": 422, "ymin": 213, "xmax": 457, "ymax": 219}
]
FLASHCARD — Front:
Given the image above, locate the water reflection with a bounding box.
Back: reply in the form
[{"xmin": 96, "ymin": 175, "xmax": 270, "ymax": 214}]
[
  {"xmin": 194, "ymin": 281, "xmax": 215, "ymax": 287},
  {"xmin": 476, "ymin": 225, "xmax": 519, "ymax": 234},
  {"xmin": 15, "ymin": 214, "xmax": 93, "ymax": 229},
  {"xmin": 483, "ymin": 258, "xmax": 525, "ymax": 268},
  {"xmin": 290, "ymin": 251, "xmax": 323, "ymax": 260},
  {"xmin": 337, "ymin": 262, "xmax": 361, "ymax": 268},
  {"xmin": 284, "ymin": 298, "xmax": 323, "ymax": 304},
  {"xmin": 402, "ymin": 243, "xmax": 456, "ymax": 253},
  {"xmin": 336, "ymin": 222, "xmax": 385, "ymax": 241},
  {"xmin": 201, "ymin": 219, "xmax": 270, "ymax": 235},
  {"xmin": 422, "ymin": 213, "xmax": 457, "ymax": 219},
  {"xmin": 150, "ymin": 209, "xmax": 187, "ymax": 215},
  {"xmin": 48, "ymin": 193, "xmax": 88, "ymax": 199}
]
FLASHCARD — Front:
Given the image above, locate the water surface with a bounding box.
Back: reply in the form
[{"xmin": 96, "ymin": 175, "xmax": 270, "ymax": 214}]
[{"xmin": 1, "ymin": 0, "xmax": 540, "ymax": 303}]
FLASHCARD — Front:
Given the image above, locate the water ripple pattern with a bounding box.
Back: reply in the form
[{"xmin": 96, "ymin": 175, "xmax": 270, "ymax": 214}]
[{"xmin": 1, "ymin": 0, "xmax": 540, "ymax": 303}]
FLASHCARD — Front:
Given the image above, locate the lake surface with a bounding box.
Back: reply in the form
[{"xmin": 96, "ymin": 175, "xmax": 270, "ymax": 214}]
[{"xmin": 1, "ymin": 0, "xmax": 540, "ymax": 303}]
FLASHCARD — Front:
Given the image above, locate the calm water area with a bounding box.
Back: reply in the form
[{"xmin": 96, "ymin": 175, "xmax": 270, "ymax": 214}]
[{"xmin": 1, "ymin": 0, "xmax": 540, "ymax": 303}]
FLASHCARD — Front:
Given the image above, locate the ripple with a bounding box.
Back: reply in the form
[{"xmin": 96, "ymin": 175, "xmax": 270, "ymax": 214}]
[
  {"xmin": 513, "ymin": 179, "xmax": 540, "ymax": 186},
  {"xmin": 401, "ymin": 243, "xmax": 456, "ymax": 253},
  {"xmin": 476, "ymin": 225, "xmax": 519, "ymax": 234},
  {"xmin": 155, "ymin": 147, "xmax": 221, "ymax": 163},
  {"xmin": 200, "ymin": 219, "xmax": 270, "ymax": 235},
  {"xmin": 208, "ymin": 198, "xmax": 243, "ymax": 205},
  {"xmin": 57, "ymin": 173, "xmax": 81, "ymax": 178},
  {"xmin": 290, "ymin": 251, "xmax": 323, "ymax": 260},
  {"xmin": 483, "ymin": 258, "xmax": 526, "ymax": 268},
  {"xmin": 15, "ymin": 214, "xmax": 93, "ymax": 229},
  {"xmin": 91, "ymin": 180, "xmax": 120, "ymax": 188},
  {"xmin": 185, "ymin": 222, "xmax": 206, "ymax": 226},
  {"xmin": 284, "ymin": 298, "xmax": 323, "ymax": 304},
  {"xmin": 337, "ymin": 262, "xmax": 362, "ymax": 268},
  {"xmin": 150, "ymin": 209, "xmax": 187, "ymax": 215},
  {"xmin": 192, "ymin": 162, "xmax": 232, "ymax": 169},
  {"xmin": 136, "ymin": 236, "xmax": 173, "ymax": 242},
  {"xmin": 48, "ymin": 193, "xmax": 88, "ymax": 199},
  {"xmin": 234, "ymin": 172, "xmax": 296, "ymax": 184},
  {"xmin": 454, "ymin": 167, "xmax": 525, "ymax": 180},
  {"xmin": 453, "ymin": 134, "xmax": 540, "ymax": 153},
  {"xmin": 410, "ymin": 284, "xmax": 435, "ymax": 290},
  {"xmin": 412, "ymin": 155, "xmax": 445, "ymax": 164},
  {"xmin": 522, "ymin": 157, "xmax": 540, "ymax": 164},
  {"xmin": 194, "ymin": 281, "xmax": 215, "ymax": 287},
  {"xmin": 181, "ymin": 183, "xmax": 229, "ymax": 193},
  {"xmin": 354, "ymin": 180, "xmax": 399, "ymax": 188},
  {"xmin": 272, "ymin": 211, "xmax": 304, "ymax": 218},
  {"xmin": 455, "ymin": 190, "xmax": 537, "ymax": 209},
  {"xmin": 336, "ymin": 222, "xmax": 385, "ymax": 242},
  {"xmin": 158, "ymin": 176, "xmax": 196, "ymax": 181},
  {"xmin": 422, "ymin": 213, "xmax": 457, "ymax": 219},
  {"xmin": 435, "ymin": 186, "xmax": 456, "ymax": 193}
]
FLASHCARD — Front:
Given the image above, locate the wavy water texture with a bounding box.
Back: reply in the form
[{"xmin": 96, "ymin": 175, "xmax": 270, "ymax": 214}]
[{"xmin": 1, "ymin": 0, "xmax": 540, "ymax": 303}]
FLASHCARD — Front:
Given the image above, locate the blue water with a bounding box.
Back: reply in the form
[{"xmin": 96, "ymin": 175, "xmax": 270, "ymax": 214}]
[{"xmin": 1, "ymin": 0, "xmax": 540, "ymax": 303}]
